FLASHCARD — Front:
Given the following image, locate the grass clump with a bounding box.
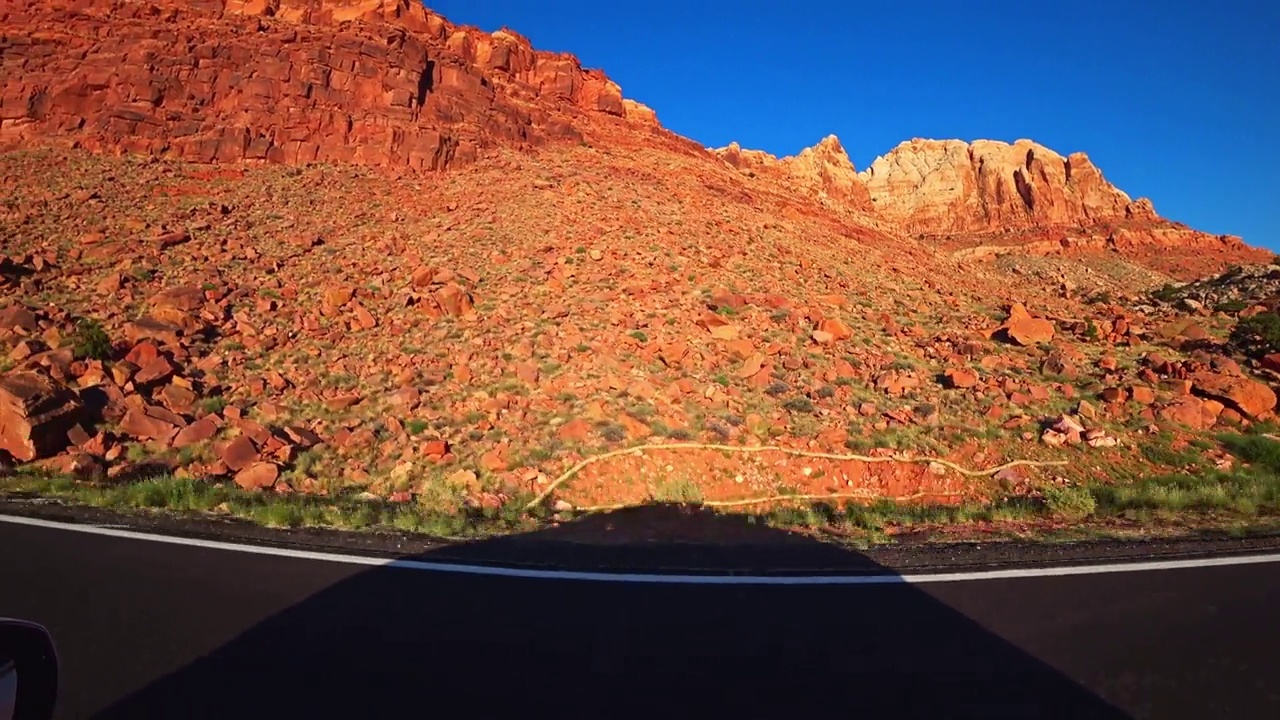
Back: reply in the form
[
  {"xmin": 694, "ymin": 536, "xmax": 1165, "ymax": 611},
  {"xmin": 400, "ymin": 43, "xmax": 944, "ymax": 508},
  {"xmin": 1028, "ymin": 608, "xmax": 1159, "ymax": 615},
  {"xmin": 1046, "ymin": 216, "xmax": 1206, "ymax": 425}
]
[
  {"xmin": 1, "ymin": 470, "xmax": 538, "ymax": 538},
  {"xmin": 653, "ymin": 478, "xmax": 703, "ymax": 504},
  {"xmin": 1139, "ymin": 432, "xmax": 1206, "ymax": 469},
  {"xmin": 1041, "ymin": 484, "xmax": 1097, "ymax": 521},
  {"xmin": 72, "ymin": 318, "xmax": 113, "ymax": 361}
]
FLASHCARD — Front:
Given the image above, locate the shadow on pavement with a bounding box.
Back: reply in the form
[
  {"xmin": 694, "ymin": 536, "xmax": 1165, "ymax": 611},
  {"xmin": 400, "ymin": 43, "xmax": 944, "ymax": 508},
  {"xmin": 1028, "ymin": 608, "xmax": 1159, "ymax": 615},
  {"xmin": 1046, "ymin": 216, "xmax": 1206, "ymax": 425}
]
[{"xmin": 94, "ymin": 504, "xmax": 1131, "ymax": 719}]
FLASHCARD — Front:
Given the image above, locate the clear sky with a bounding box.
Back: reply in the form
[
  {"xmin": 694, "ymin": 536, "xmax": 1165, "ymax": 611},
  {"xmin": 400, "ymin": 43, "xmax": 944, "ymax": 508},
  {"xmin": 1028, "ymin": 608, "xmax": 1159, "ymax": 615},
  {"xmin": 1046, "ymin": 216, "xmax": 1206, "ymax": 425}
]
[{"xmin": 428, "ymin": 1, "xmax": 1278, "ymax": 249}]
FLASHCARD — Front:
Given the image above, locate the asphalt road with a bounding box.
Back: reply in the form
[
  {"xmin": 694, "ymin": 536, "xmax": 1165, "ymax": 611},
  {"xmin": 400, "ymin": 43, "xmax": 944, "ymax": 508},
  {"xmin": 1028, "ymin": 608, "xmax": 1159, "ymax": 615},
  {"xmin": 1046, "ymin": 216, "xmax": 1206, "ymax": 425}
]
[{"xmin": 2, "ymin": 517, "xmax": 1279, "ymax": 719}]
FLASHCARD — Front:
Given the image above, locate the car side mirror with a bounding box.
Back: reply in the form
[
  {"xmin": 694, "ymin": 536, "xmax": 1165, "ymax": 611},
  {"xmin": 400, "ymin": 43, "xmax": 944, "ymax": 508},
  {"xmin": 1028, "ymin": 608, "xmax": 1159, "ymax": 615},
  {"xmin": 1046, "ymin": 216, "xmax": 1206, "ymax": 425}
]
[{"xmin": 0, "ymin": 620, "xmax": 58, "ymax": 720}]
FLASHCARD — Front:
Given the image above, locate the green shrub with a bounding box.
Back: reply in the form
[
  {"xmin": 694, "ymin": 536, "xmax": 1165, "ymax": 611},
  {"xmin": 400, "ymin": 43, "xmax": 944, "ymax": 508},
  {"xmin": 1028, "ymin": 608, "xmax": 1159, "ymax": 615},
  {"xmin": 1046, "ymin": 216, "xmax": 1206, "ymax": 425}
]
[
  {"xmin": 1041, "ymin": 484, "xmax": 1097, "ymax": 521},
  {"xmin": 782, "ymin": 397, "xmax": 815, "ymax": 414},
  {"xmin": 1229, "ymin": 312, "xmax": 1280, "ymax": 358},
  {"xmin": 72, "ymin": 319, "xmax": 113, "ymax": 361},
  {"xmin": 1150, "ymin": 283, "xmax": 1182, "ymax": 303},
  {"xmin": 1218, "ymin": 433, "xmax": 1280, "ymax": 474},
  {"xmin": 1215, "ymin": 300, "xmax": 1248, "ymax": 314}
]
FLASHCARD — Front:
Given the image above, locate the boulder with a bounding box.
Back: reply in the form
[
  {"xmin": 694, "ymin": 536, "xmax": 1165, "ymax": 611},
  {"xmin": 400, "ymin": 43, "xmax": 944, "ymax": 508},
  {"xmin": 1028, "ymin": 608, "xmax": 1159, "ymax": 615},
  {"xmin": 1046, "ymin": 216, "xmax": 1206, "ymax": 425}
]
[
  {"xmin": 219, "ymin": 435, "xmax": 260, "ymax": 472},
  {"xmin": 234, "ymin": 462, "xmax": 280, "ymax": 491},
  {"xmin": 1130, "ymin": 386, "xmax": 1156, "ymax": 405},
  {"xmin": 173, "ymin": 417, "xmax": 219, "ymax": 448},
  {"xmin": 944, "ymin": 368, "xmax": 979, "ymax": 389},
  {"xmin": 118, "ymin": 405, "xmax": 183, "ymax": 444},
  {"xmin": 1159, "ymin": 396, "xmax": 1225, "ymax": 430},
  {"xmin": 1190, "ymin": 373, "xmax": 1277, "ymax": 419},
  {"xmin": 0, "ymin": 306, "xmax": 39, "ymax": 333},
  {"xmin": 0, "ymin": 371, "xmax": 84, "ymax": 461},
  {"xmin": 1003, "ymin": 305, "xmax": 1055, "ymax": 346}
]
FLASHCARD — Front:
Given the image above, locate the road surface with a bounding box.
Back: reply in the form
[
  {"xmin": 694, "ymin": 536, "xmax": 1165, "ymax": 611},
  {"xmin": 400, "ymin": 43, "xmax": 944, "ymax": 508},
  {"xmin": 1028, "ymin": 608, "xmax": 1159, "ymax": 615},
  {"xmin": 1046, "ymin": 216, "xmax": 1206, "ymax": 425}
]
[{"xmin": 2, "ymin": 514, "xmax": 1279, "ymax": 719}]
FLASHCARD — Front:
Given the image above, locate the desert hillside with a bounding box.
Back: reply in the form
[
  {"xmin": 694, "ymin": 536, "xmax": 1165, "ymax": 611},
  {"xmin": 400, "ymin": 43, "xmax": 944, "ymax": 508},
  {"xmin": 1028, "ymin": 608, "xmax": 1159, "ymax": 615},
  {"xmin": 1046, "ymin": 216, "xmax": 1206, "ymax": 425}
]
[{"xmin": 2, "ymin": 0, "xmax": 1278, "ymax": 537}]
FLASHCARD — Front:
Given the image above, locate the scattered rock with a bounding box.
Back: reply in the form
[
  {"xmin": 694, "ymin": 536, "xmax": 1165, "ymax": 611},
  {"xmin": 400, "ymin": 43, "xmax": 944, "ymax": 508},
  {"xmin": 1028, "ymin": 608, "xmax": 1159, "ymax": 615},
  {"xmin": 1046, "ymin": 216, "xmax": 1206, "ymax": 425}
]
[
  {"xmin": 1130, "ymin": 386, "xmax": 1156, "ymax": 405},
  {"xmin": 944, "ymin": 368, "xmax": 978, "ymax": 389},
  {"xmin": 234, "ymin": 462, "xmax": 280, "ymax": 491},
  {"xmin": 219, "ymin": 435, "xmax": 260, "ymax": 472},
  {"xmin": 0, "ymin": 371, "xmax": 85, "ymax": 461},
  {"xmin": 1077, "ymin": 400, "xmax": 1097, "ymax": 420},
  {"xmin": 1002, "ymin": 303, "xmax": 1055, "ymax": 346},
  {"xmin": 173, "ymin": 417, "xmax": 218, "ymax": 448},
  {"xmin": 1190, "ymin": 372, "xmax": 1277, "ymax": 419}
]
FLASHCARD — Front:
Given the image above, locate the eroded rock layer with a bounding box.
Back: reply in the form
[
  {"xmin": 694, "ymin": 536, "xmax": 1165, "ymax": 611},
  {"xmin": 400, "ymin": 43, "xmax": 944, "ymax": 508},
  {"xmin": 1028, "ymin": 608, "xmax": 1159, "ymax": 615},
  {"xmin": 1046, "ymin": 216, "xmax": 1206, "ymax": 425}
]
[{"xmin": 0, "ymin": 0, "xmax": 658, "ymax": 170}]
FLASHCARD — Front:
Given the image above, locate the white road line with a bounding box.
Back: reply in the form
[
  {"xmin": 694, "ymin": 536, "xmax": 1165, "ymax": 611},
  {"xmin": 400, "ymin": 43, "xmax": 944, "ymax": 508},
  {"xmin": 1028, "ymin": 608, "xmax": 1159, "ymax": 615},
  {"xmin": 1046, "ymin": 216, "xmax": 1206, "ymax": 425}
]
[{"xmin": 3, "ymin": 512, "xmax": 1280, "ymax": 585}]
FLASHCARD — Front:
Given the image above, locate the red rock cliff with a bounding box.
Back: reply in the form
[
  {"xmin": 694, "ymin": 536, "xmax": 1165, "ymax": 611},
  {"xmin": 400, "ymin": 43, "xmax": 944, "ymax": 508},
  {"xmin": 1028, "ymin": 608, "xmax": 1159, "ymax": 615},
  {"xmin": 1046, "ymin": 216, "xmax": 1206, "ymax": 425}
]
[
  {"xmin": 0, "ymin": 0, "xmax": 659, "ymax": 169},
  {"xmin": 713, "ymin": 135, "xmax": 873, "ymax": 211},
  {"xmin": 857, "ymin": 138, "xmax": 1158, "ymax": 233},
  {"xmin": 855, "ymin": 137, "xmax": 1267, "ymax": 277}
]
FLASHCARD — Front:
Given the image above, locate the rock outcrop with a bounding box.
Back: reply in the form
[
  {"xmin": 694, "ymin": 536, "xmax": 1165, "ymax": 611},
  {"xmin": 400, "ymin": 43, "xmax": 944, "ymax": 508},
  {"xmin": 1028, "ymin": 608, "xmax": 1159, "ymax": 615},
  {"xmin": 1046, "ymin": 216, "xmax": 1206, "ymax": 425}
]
[
  {"xmin": 713, "ymin": 135, "xmax": 873, "ymax": 210},
  {"xmin": 0, "ymin": 0, "xmax": 658, "ymax": 170},
  {"xmin": 854, "ymin": 138, "xmax": 1266, "ymax": 276},
  {"xmin": 857, "ymin": 138, "xmax": 1155, "ymax": 233}
]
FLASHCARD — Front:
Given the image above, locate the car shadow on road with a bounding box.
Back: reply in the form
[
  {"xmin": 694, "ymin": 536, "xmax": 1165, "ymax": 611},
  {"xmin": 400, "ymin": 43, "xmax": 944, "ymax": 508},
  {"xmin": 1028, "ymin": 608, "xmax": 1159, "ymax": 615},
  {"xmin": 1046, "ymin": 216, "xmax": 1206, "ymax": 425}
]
[{"xmin": 94, "ymin": 504, "xmax": 1131, "ymax": 719}]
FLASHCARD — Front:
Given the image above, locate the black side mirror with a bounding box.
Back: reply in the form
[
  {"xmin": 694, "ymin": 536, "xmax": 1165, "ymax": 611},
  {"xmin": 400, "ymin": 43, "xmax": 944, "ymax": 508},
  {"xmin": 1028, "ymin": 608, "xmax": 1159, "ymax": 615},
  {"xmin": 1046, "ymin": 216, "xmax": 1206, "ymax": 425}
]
[{"xmin": 0, "ymin": 620, "xmax": 58, "ymax": 720}]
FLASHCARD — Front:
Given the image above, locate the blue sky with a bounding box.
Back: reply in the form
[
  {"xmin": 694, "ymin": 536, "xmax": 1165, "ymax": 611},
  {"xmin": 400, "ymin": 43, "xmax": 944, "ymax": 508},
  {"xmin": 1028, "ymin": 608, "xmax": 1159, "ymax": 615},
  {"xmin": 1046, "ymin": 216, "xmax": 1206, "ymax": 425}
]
[{"xmin": 429, "ymin": 1, "xmax": 1278, "ymax": 248}]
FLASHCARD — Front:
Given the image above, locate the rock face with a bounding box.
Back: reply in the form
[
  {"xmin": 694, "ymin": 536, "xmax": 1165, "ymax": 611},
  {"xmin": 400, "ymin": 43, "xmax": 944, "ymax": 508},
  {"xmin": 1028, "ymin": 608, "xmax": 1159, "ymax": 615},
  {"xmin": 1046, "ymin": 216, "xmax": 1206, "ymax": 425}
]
[
  {"xmin": 858, "ymin": 138, "xmax": 1153, "ymax": 233},
  {"xmin": 851, "ymin": 137, "xmax": 1265, "ymax": 275},
  {"xmin": 0, "ymin": 0, "xmax": 658, "ymax": 170},
  {"xmin": 713, "ymin": 135, "xmax": 873, "ymax": 210}
]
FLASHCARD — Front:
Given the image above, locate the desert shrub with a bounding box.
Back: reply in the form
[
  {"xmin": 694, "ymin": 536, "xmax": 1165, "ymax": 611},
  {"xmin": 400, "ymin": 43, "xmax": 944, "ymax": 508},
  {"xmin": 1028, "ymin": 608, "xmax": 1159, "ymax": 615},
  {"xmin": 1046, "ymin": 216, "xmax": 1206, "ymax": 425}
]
[
  {"xmin": 1214, "ymin": 299, "xmax": 1248, "ymax": 314},
  {"xmin": 764, "ymin": 381, "xmax": 790, "ymax": 396},
  {"xmin": 598, "ymin": 424, "xmax": 627, "ymax": 443},
  {"xmin": 1041, "ymin": 484, "xmax": 1097, "ymax": 521},
  {"xmin": 782, "ymin": 397, "xmax": 814, "ymax": 414},
  {"xmin": 1229, "ymin": 312, "xmax": 1280, "ymax": 358},
  {"xmin": 1150, "ymin": 283, "xmax": 1183, "ymax": 303},
  {"xmin": 72, "ymin": 319, "xmax": 113, "ymax": 360}
]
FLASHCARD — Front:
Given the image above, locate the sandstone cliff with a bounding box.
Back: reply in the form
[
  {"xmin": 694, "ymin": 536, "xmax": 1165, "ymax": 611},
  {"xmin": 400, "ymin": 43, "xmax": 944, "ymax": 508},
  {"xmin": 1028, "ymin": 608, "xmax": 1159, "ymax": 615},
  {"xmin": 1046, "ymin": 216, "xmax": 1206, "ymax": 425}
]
[
  {"xmin": 0, "ymin": 0, "xmax": 659, "ymax": 170},
  {"xmin": 857, "ymin": 138, "xmax": 1156, "ymax": 233},
  {"xmin": 712, "ymin": 135, "xmax": 873, "ymax": 210},
  {"xmin": 854, "ymin": 138, "xmax": 1265, "ymax": 275}
]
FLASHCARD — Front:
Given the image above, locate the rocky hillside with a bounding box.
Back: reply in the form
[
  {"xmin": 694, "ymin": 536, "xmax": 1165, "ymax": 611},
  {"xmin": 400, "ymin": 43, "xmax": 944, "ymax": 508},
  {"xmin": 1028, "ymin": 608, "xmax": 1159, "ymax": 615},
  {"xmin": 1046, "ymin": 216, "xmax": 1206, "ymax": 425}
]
[
  {"xmin": 1, "ymin": 0, "xmax": 1267, "ymax": 277},
  {"xmin": 0, "ymin": 0, "xmax": 660, "ymax": 170},
  {"xmin": 1, "ymin": 0, "xmax": 1279, "ymax": 530}
]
